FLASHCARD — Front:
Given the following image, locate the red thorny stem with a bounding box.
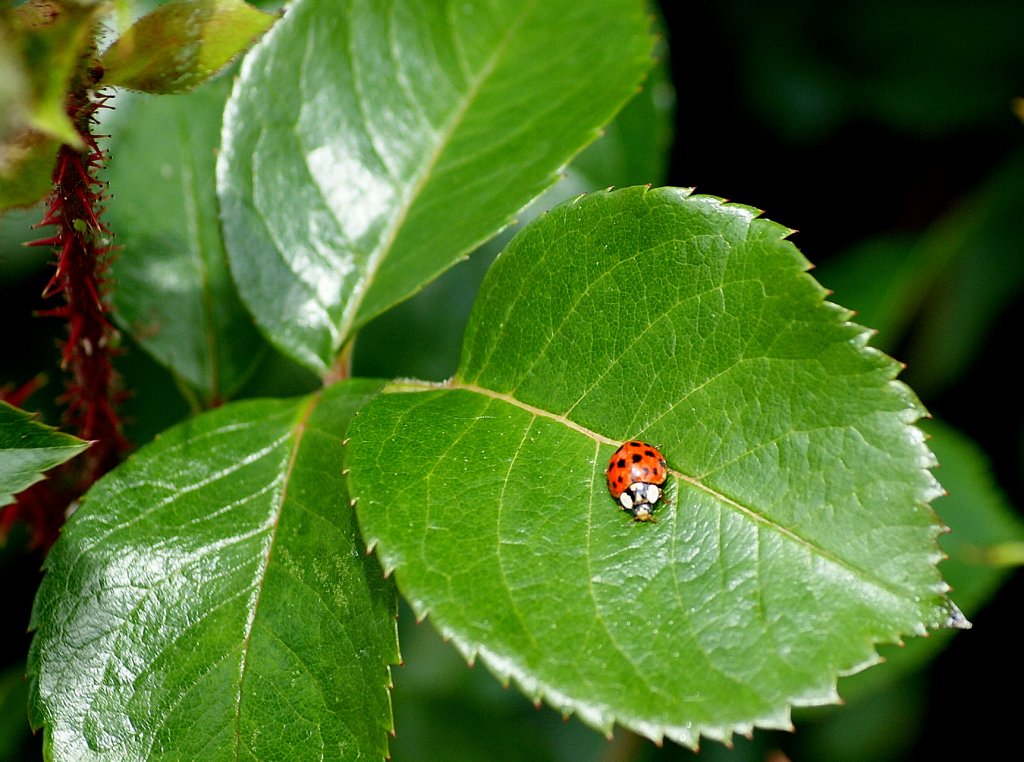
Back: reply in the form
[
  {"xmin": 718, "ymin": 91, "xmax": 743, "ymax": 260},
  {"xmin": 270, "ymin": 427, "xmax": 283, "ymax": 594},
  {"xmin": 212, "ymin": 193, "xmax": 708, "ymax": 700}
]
[{"xmin": 4, "ymin": 65, "xmax": 129, "ymax": 548}]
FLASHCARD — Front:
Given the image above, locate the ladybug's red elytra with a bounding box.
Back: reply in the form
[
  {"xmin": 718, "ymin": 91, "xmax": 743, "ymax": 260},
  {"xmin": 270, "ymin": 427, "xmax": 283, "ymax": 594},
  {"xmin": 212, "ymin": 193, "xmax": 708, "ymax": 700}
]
[{"xmin": 605, "ymin": 440, "xmax": 668, "ymax": 522}]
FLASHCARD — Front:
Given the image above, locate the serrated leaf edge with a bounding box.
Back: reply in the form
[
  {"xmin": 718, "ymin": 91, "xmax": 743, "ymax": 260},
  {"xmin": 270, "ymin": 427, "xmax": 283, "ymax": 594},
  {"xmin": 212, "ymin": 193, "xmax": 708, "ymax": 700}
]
[{"xmin": 350, "ymin": 188, "xmax": 966, "ymax": 748}]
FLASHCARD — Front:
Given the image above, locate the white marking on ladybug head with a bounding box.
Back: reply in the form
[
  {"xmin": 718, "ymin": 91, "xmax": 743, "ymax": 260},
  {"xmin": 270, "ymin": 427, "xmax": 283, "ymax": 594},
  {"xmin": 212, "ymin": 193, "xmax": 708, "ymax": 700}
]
[{"xmin": 644, "ymin": 484, "xmax": 661, "ymax": 504}]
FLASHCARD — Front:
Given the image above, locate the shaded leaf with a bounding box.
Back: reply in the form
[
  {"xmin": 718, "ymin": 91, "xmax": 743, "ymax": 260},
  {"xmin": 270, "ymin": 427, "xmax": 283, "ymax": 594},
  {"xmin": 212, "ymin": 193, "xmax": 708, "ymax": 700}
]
[
  {"xmin": 0, "ymin": 663, "xmax": 33, "ymax": 760},
  {"xmin": 28, "ymin": 381, "xmax": 398, "ymax": 760},
  {"xmin": 0, "ymin": 400, "xmax": 89, "ymax": 508},
  {"xmin": 347, "ymin": 186, "xmax": 964, "ymax": 747},
  {"xmin": 107, "ymin": 83, "xmax": 270, "ymax": 404},
  {"xmin": 0, "ymin": 2, "xmax": 100, "ymax": 210},
  {"xmin": 219, "ymin": 0, "xmax": 655, "ymax": 374},
  {"xmin": 100, "ymin": 0, "xmax": 278, "ymax": 94},
  {"xmin": 821, "ymin": 151, "xmax": 1024, "ymax": 372}
]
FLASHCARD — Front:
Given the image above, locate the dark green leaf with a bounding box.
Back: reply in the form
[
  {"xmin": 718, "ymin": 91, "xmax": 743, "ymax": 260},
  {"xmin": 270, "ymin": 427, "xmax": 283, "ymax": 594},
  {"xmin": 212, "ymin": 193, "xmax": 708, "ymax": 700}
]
[
  {"xmin": 0, "ymin": 400, "xmax": 89, "ymax": 508},
  {"xmin": 107, "ymin": 83, "xmax": 270, "ymax": 404},
  {"xmin": 28, "ymin": 381, "xmax": 398, "ymax": 760},
  {"xmin": 219, "ymin": 0, "xmax": 655, "ymax": 374},
  {"xmin": 100, "ymin": 0, "xmax": 278, "ymax": 94},
  {"xmin": 822, "ymin": 149, "xmax": 1024, "ymax": 395},
  {"xmin": 347, "ymin": 187, "xmax": 964, "ymax": 747},
  {"xmin": 0, "ymin": 663, "xmax": 32, "ymax": 760}
]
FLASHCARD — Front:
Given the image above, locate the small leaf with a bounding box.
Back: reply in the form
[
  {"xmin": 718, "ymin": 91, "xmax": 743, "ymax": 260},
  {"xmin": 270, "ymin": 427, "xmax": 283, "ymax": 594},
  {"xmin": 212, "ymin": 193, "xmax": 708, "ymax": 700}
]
[
  {"xmin": 0, "ymin": 401, "xmax": 89, "ymax": 508},
  {"xmin": 1, "ymin": 2, "xmax": 101, "ymax": 209},
  {"xmin": 107, "ymin": 82, "xmax": 271, "ymax": 404},
  {"xmin": 28, "ymin": 381, "xmax": 398, "ymax": 759},
  {"xmin": 0, "ymin": 127, "xmax": 59, "ymax": 211},
  {"xmin": 219, "ymin": 0, "xmax": 655, "ymax": 374},
  {"xmin": 7, "ymin": 0, "xmax": 103, "ymax": 147},
  {"xmin": 347, "ymin": 187, "xmax": 965, "ymax": 747},
  {"xmin": 100, "ymin": 0, "xmax": 278, "ymax": 94}
]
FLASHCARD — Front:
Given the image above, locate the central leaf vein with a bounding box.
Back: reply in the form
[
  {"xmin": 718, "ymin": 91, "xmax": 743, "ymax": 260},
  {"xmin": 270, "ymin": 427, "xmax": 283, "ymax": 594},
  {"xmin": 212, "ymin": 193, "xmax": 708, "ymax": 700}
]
[
  {"xmin": 438, "ymin": 381, "xmax": 914, "ymax": 602},
  {"xmin": 233, "ymin": 392, "xmax": 321, "ymax": 753}
]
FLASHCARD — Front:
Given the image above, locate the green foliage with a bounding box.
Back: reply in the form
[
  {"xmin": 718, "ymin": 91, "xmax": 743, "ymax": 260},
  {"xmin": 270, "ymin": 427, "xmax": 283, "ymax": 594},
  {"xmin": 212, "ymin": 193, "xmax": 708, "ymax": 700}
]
[
  {"xmin": 0, "ymin": 1, "xmax": 100, "ymax": 210},
  {"xmin": 99, "ymin": 0, "xmax": 278, "ymax": 94},
  {"xmin": 2, "ymin": 0, "xmax": 1019, "ymax": 758},
  {"xmin": 218, "ymin": 0, "xmax": 655, "ymax": 374},
  {"xmin": 0, "ymin": 401, "xmax": 89, "ymax": 508},
  {"xmin": 346, "ymin": 187, "xmax": 962, "ymax": 747},
  {"xmin": 27, "ymin": 381, "xmax": 397, "ymax": 760},
  {"xmin": 106, "ymin": 81, "xmax": 271, "ymax": 405}
]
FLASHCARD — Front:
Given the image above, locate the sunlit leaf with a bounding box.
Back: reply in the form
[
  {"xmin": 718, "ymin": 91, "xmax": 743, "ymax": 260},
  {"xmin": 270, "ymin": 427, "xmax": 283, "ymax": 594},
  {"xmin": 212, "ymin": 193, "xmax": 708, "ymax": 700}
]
[
  {"xmin": 28, "ymin": 381, "xmax": 398, "ymax": 759},
  {"xmin": 347, "ymin": 186, "xmax": 965, "ymax": 747},
  {"xmin": 219, "ymin": 0, "xmax": 655, "ymax": 374}
]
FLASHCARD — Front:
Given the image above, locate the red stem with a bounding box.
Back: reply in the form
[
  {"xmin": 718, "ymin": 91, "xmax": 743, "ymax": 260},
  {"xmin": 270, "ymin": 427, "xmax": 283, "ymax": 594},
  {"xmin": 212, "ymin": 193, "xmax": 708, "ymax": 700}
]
[{"xmin": 4, "ymin": 74, "xmax": 129, "ymax": 548}]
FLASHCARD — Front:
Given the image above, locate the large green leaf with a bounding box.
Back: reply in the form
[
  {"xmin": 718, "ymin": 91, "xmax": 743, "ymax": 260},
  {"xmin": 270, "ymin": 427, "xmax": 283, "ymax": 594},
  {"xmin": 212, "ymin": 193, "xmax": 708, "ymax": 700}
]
[
  {"xmin": 28, "ymin": 381, "xmax": 398, "ymax": 760},
  {"xmin": 107, "ymin": 82, "xmax": 270, "ymax": 405},
  {"xmin": 218, "ymin": 0, "xmax": 655, "ymax": 375},
  {"xmin": 0, "ymin": 401, "xmax": 89, "ymax": 508},
  {"xmin": 346, "ymin": 186, "xmax": 965, "ymax": 747}
]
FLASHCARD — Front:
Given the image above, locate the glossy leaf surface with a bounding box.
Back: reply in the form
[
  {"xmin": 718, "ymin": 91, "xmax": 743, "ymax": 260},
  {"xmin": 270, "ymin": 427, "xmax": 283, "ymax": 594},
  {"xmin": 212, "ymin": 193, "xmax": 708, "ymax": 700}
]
[
  {"xmin": 0, "ymin": 401, "xmax": 89, "ymax": 507},
  {"xmin": 347, "ymin": 187, "xmax": 964, "ymax": 747},
  {"xmin": 218, "ymin": 0, "xmax": 654, "ymax": 374},
  {"xmin": 28, "ymin": 381, "xmax": 398, "ymax": 760},
  {"xmin": 108, "ymin": 83, "xmax": 270, "ymax": 404}
]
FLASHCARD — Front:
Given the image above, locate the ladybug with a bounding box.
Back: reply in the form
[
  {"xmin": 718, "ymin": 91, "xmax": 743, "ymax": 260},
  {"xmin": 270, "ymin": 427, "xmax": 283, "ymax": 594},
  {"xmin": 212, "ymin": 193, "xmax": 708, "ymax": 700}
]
[{"xmin": 605, "ymin": 440, "xmax": 668, "ymax": 522}]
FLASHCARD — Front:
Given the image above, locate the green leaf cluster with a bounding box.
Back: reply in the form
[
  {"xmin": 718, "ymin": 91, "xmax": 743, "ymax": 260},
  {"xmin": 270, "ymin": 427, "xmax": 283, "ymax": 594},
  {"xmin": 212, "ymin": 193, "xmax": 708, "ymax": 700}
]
[
  {"xmin": 0, "ymin": 0, "xmax": 274, "ymax": 213},
  {"xmin": 2, "ymin": 0, "xmax": 1014, "ymax": 758}
]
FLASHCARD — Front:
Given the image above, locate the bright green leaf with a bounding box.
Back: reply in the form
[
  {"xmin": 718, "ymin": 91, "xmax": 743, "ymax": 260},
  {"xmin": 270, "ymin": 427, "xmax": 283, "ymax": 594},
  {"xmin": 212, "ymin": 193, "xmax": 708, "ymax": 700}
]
[
  {"xmin": 100, "ymin": 0, "xmax": 278, "ymax": 94},
  {"xmin": 218, "ymin": 0, "xmax": 655, "ymax": 374},
  {"xmin": 28, "ymin": 381, "xmax": 398, "ymax": 760},
  {"xmin": 108, "ymin": 82, "xmax": 270, "ymax": 404},
  {"xmin": 347, "ymin": 187, "xmax": 966, "ymax": 748},
  {"xmin": 0, "ymin": 401, "xmax": 89, "ymax": 508}
]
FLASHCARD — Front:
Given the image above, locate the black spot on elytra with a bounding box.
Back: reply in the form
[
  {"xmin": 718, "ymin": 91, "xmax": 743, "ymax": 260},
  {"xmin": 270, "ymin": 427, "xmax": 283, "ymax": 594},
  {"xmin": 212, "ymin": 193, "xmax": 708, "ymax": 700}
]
[
  {"xmin": 631, "ymin": 453, "xmax": 643, "ymax": 463},
  {"xmin": 617, "ymin": 458, "xmax": 626, "ymax": 469}
]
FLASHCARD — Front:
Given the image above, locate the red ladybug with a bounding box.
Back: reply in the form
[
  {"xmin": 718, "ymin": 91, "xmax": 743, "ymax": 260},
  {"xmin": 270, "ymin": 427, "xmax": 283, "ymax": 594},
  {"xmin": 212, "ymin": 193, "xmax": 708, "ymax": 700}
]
[{"xmin": 605, "ymin": 440, "xmax": 668, "ymax": 522}]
